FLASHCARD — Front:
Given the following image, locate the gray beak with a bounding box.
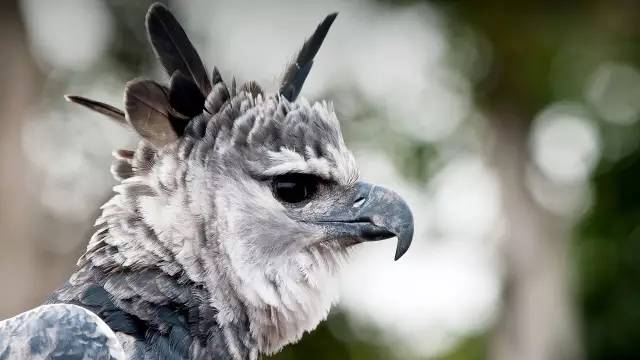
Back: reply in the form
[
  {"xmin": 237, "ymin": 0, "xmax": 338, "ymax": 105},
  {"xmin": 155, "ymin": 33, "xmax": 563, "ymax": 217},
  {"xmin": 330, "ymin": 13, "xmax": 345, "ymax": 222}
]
[{"xmin": 315, "ymin": 181, "xmax": 414, "ymax": 260}]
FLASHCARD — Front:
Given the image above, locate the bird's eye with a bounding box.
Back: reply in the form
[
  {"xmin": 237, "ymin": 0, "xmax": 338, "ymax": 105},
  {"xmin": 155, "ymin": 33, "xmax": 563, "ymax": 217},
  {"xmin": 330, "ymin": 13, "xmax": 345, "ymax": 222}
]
[{"xmin": 272, "ymin": 173, "xmax": 320, "ymax": 203}]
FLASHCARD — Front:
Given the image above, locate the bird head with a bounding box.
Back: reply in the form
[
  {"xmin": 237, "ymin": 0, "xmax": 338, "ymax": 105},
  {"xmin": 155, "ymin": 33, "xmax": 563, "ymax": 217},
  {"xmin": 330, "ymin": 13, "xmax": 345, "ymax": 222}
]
[{"xmin": 67, "ymin": 3, "xmax": 413, "ymax": 353}]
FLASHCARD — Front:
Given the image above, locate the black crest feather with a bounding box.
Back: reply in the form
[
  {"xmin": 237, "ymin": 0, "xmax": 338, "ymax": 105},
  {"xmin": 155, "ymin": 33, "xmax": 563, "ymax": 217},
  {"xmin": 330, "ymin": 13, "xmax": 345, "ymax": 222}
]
[
  {"xmin": 279, "ymin": 13, "xmax": 337, "ymax": 101},
  {"xmin": 211, "ymin": 66, "xmax": 224, "ymax": 86},
  {"xmin": 146, "ymin": 3, "xmax": 212, "ymax": 96},
  {"xmin": 65, "ymin": 95, "xmax": 127, "ymax": 126},
  {"xmin": 124, "ymin": 79, "xmax": 178, "ymax": 147},
  {"xmin": 168, "ymin": 70, "xmax": 205, "ymax": 135}
]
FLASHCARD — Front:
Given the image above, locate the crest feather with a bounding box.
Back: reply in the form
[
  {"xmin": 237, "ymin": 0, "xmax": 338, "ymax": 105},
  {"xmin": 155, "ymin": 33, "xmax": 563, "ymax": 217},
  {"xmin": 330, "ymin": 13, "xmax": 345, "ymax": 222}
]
[
  {"xmin": 124, "ymin": 79, "xmax": 178, "ymax": 147},
  {"xmin": 146, "ymin": 3, "xmax": 211, "ymax": 96},
  {"xmin": 65, "ymin": 95, "xmax": 127, "ymax": 126},
  {"xmin": 168, "ymin": 70, "xmax": 205, "ymax": 135},
  {"xmin": 279, "ymin": 13, "xmax": 337, "ymax": 101}
]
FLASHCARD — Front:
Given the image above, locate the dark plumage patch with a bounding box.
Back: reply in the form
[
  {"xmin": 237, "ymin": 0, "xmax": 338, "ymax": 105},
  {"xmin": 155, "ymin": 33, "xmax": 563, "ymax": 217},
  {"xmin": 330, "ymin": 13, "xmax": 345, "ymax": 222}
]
[
  {"xmin": 168, "ymin": 70, "xmax": 206, "ymax": 135},
  {"xmin": 48, "ymin": 263, "xmax": 222, "ymax": 358}
]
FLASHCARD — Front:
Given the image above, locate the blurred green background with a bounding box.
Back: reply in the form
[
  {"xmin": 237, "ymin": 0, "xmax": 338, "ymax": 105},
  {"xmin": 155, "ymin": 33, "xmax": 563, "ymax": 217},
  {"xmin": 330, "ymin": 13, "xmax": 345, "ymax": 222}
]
[{"xmin": 1, "ymin": 1, "xmax": 640, "ymax": 359}]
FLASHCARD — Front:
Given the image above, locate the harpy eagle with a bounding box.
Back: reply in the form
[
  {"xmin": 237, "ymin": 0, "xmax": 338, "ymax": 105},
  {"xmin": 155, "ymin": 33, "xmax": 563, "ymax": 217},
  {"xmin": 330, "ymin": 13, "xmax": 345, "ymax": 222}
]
[{"xmin": 0, "ymin": 3, "xmax": 414, "ymax": 359}]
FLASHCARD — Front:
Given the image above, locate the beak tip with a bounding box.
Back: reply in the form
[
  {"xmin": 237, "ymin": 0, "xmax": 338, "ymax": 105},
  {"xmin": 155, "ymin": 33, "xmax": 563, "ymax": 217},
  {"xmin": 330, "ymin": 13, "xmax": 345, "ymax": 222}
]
[
  {"xmin": 393, "ymin": 241, "xmax": 410, "ymax": 261},
  {"xmin": 393, "ymin": 227, "xmax": 413, "ymax": 261}
]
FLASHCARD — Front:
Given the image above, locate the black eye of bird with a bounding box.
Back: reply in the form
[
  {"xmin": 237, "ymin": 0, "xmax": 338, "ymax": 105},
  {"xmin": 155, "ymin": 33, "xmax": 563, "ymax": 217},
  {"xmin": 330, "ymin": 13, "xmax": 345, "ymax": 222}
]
[{"xmin": 272, "ymin": 173, "xmax": 321, "ymax": 203}]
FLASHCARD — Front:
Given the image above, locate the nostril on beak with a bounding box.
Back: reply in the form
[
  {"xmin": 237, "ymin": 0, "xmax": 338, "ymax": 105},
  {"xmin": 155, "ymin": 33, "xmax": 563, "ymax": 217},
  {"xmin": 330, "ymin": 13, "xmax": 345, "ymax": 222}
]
[{"xmin": 353, "ymin": 196, "xmax": 366, "ymax": 208}]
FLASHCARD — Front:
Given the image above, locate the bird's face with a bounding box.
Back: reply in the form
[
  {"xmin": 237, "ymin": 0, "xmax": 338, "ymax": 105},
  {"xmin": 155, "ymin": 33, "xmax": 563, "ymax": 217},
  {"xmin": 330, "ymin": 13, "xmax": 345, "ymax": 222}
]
[
  {"xmin": 183, "ymin": 96, "xmax": 413, "ymax": 302},
  {"xmin": 163, "ymin": 95, "xmax": 414, "ymax": 351}
]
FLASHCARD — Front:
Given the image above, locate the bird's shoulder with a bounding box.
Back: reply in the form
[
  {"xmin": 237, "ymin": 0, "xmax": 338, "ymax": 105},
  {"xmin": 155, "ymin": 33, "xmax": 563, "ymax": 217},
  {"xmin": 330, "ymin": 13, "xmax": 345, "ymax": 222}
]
[
  {"xmin": 0, "ymin": 303, "xmax": 125, "ymax": 360},
  {"xmin": 46, "ymin": 268, "xmax": 233, "ymax": 359}
]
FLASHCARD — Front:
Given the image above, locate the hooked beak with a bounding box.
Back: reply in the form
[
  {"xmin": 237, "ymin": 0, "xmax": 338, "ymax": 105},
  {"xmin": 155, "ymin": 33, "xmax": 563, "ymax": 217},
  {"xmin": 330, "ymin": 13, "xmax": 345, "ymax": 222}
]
[{"xmin": 314, "ymin": 181, "xmax": 414, "ymax": 260}]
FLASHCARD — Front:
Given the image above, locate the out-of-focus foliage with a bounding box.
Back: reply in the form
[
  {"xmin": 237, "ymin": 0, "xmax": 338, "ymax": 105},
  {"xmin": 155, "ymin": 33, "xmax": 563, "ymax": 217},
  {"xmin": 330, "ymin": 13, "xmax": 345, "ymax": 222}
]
[
  {"xmin": 579, "ymin": 148, "xmax": 640, "ymax": 359},
  {"xmin": 271, "ymin": 313, "xmax": 395, "ymax": 360},
  {"xmin": 271, "ymin": 313, "xmax": 487, "ymax": 360}
]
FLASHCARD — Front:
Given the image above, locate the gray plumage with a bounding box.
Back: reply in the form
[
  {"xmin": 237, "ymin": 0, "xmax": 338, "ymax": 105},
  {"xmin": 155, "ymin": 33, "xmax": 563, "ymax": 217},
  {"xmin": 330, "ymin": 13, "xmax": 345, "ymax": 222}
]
[
  {"xmin": 0, "ymin": 304, "xmax": 124, "ymax": 359},
  {"xmin": 0, "ymin": 3, "xmax": 414, "ymax": 360}
]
